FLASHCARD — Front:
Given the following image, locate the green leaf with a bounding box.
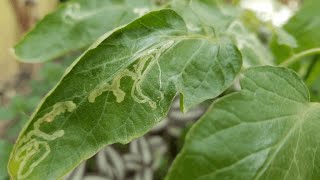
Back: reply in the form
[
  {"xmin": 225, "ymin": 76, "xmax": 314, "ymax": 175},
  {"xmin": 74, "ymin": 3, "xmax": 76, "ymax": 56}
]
[
  {"xmin": 8, "ymin": 9, "xmax": 242, "ymax": 179},
  {"xmin": 167, "ymin": 66, "xmax": 320, "ymax": 180},
  {"xmin": 272, "ymin": 28, "xmax": 297, "ymax": 48},
  {"xmin": 285, "ymin": 0, "xmax": 320, "ymax": 52},
  {"xmin": 226, "ymin": 21, "xmax": 273, "ymax": 67},
  {"xmin": 171, "ymin": 0, "xmax": 273, "ymax": 67},
  {"xmin": 305, "ymin": 56, "xmax": 320, "ymax": 101},
  {"xmin": 0, "ymin": 140, "xmax": 13, "ymax": 180},
  {"xmin": 269, "ymin": 27, "xmax": 298, "ymax": 64},
  {"xmin": 171, "ymin": 0, "xmax": 239, "ymax": 34},
  {"xmin": 269, "ymin": 30, "xmax": 296, "ymax": 64},
  {"xmin": 13, "ymin": 0, "xmax": 157, "ymax": 62},
  {"xmin": 271, "ymin": 0, "xmax": 320, "ymax": 64}
]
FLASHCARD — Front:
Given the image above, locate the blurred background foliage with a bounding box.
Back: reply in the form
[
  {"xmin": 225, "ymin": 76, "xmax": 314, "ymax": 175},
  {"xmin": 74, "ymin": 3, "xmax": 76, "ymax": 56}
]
[
  {"xmin": 0, "ymin": 1, "xmax": 64, "ymax": 179},
  {"xmin": 2, "ymin": 0, "xmax": 316, "ymax": 179}
]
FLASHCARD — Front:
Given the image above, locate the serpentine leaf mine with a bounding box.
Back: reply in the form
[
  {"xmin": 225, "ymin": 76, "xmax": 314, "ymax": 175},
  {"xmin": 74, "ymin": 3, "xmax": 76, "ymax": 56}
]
[
  {"xmin": 14, "ymin": 101, "xmax": 76, "ymax": 179},
  {"xmin": 88, "ymin": 40, "xmax": 175, "ymax": 109}
]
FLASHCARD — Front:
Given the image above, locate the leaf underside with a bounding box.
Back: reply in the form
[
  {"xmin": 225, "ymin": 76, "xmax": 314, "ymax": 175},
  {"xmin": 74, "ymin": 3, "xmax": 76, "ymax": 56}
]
[
  {"xmin": 166, "ymin": 66, "xmax": 320, "ymax": 180},
  {"xmin": 8, "ymin": 9, "xmax": 241, "ymax": 179}
]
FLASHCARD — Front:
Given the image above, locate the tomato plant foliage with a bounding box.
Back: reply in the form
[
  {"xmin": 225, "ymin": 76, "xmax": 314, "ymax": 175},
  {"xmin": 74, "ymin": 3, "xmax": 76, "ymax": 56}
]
[
  {"xmin": 167, "ymin": 66, "xmax": 320, "ymax": 180},
  {"xmin": 7, "ymin": 0, "xmax": 320, "ymax": 179}
]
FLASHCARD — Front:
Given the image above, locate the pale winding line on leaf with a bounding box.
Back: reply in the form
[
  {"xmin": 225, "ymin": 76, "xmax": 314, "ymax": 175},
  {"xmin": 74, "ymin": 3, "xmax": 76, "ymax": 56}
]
[
  {"xmin": 88, "ymin": 40, "xmax": 175, "ymax": 109},
  {"xmin": 62, "ymin": 2, "xmax": 122, "ymax": 25},
  {"xmin": 14, "ymin": 101, "xmax": 76, "ymax": 179}
]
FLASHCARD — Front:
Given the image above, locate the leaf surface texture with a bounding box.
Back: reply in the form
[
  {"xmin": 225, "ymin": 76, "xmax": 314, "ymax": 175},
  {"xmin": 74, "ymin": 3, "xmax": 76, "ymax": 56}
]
[
  {"xmin": 8, "ymin": 9, "xmax": 242, "ymax": 179},
  {"xmin": 167, "ymin": 66, "xmax": 320, "ymax": 180}
]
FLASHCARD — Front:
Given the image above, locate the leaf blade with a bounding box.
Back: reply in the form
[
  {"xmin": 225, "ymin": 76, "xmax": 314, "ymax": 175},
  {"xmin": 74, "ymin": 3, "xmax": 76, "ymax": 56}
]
[
  {"xmin": 8, "ymin": 9, "xmax": 242, "ymax": 179},
  {"xmin": 167, "ymin": 66, "xmax": 320, "ymax": 180},
  {"xmin": 13, "ymin": 0, "xmax": 156, "ymax": 62},
  {"xmin": 285, "ymin": 0, "xmax": 320, "ymax": 52},
  {"xmin": 271, "ymin": 0, "xmax": 320, "ymax": 64},
  {"xmin": 171, "ymin": 0, "xmax": 274, "ymax": 67}
]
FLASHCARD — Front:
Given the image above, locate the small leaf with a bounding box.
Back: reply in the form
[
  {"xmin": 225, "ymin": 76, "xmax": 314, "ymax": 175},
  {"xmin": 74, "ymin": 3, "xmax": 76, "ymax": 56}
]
[
  {"xmin": 13, "ymin": 0, "xmax": 157, "ymax": 62},
  {"xmin": 227, "ymin": 21, "xmax": 274, "ymax": 67},
  {"xmin": 269, "ymin": 33, "xmax": 295, "ymax": 64},
  {"xmin": 8, "ymin": 9, "xmax": 242, "ymax": 179},
  {"xmin": 167, "ymin": 66, "xmax": 320, "ymax": 180},
  {"xmin": 273, "ymin": 28, "xmax": 297, "ymax": 48}
]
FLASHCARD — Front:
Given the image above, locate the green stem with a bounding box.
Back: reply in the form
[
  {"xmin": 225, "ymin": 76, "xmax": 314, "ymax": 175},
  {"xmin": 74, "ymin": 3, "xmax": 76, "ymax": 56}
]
[
  {"xmin": 280, "ymin": 48, "xmax": 320, "ymax": 67},
  {"xmin": 303, "ymin": 55, "xmax": 319, "ymax": 80}
]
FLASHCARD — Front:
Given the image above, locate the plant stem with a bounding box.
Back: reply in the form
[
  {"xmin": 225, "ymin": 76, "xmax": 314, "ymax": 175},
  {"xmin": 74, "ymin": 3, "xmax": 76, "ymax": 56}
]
[
  {"xmin": 280, "ymin": 48, "xmax": 320, "ymax": 67},
  {"xmin": 303, "ymin": 55, "xmax": 319, "ymax": 80}
]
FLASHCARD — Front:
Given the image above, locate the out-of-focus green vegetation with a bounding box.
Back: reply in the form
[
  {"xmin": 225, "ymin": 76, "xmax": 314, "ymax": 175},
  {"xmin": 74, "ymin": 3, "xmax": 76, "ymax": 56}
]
[{"xmin": 0, "ymin": 1, "xmax": 60, "ymax": 179}]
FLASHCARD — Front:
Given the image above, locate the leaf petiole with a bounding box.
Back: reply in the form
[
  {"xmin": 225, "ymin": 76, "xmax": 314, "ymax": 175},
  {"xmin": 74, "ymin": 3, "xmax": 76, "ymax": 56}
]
[{"xmin": 280, "ymin": 47, "xmax": 320, "ymax": 67}]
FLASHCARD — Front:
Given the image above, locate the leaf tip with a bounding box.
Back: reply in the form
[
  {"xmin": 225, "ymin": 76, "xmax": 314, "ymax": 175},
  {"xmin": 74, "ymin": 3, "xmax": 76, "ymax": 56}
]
[{"xmin": 10, "ymin": 46, "xmax": 42, "ymax": 63}]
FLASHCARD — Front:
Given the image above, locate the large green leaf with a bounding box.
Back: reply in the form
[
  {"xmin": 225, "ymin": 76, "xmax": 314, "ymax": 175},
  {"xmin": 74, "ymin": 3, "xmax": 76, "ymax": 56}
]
[
  {"xmin": 167, "ymin": 66, "xmax": 320, "ymax": 180},
  {"xmin": 13, "ymin": 0, "xmax": 157, "ymax": 62},
  {"xmin": 8, "ymin": 9, "xmax": 242, "ymax": 179}
]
